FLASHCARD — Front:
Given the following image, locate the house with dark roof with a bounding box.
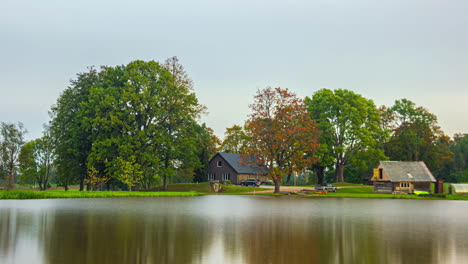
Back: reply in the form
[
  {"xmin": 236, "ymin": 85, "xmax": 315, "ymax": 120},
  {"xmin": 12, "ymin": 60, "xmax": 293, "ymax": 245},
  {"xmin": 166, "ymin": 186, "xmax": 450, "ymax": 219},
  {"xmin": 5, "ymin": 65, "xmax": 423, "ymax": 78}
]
[
  {"xmin": 371, "ymin": 161, "xmax": 436, "ymax": 194},
  {"xmin": 207, "ymin": 152, "xmax": 269, "ymax": 184}
]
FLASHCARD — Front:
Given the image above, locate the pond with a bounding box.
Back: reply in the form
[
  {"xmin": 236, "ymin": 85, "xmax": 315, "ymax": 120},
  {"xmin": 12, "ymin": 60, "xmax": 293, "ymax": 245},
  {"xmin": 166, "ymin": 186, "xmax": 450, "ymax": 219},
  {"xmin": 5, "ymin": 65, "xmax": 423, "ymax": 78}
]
[{"xmin": 0, "ymin": 196, "xmax": 467, "ymax": 264}]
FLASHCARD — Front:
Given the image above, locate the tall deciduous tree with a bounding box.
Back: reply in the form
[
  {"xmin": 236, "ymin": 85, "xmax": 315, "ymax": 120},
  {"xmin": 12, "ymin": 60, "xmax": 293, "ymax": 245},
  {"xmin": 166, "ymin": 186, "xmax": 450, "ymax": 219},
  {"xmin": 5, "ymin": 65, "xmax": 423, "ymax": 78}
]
[
  {"xmin": 221, "ymin": 125, "xmax": 248, "ymax": 153},
  {"xmin": 0, "ymin": 122, "xmax": 26, "ymax": 188},
  {"xmin": 244, "ymin": 87, "xmax": 320, "ymax": 193},
  {"xmin": 83, "ymin": 60, "xmax": 203, "ymax": 190},
  {"xmin": 50, "ymin": 68, "xmax": 99, "ymax": 191},
  {"xmin": 441, "ymin": 133, "xmax": 468, "ymax": 182},
  {"xmin": 305, "ymin": 89, "xmax": 387, "ymax": 183},
  {"xmin": 18, "ymin": 126, "xmax": 55, "ymax": 190},
  {"xmin": 383, "ymin": 99, "xmax": 453, "ymax": 177},
  {"xmin": 193, "ymin": 124, "xmax": 221, "ymax": 183}
]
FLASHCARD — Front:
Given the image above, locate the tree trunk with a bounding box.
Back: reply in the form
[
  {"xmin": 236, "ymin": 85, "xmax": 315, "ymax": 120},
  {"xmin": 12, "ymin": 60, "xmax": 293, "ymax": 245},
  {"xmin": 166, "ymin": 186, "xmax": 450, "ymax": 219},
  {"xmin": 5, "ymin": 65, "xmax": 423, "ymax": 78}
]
[
  {"xmin": 64, "ymin": 185, "xmax": 69, "ymax": 191},
  {"xmin": 315, "ymin": 166, "xmax": 325, "ymax": 185},
  {"xmin": 8, "ymin": 162, "xmax": 14, "ymax": 188},
  {"xmin": 273, "ymin": 178, "xmax": 281, "ymax": 193},
  {"xmin": 162, "ymin": 175, "xmax": 167, "ymax": 191},
  {"xmin": 162, "ymin": 157, "xmax": 170, "ymax": 191},
  {"xmin": 335, "ymin": 163, "xmax": 345, "ymax": 183},
  {"xmin": 79, "ymin": 176, "xmax": 85, "ymax": 191}
]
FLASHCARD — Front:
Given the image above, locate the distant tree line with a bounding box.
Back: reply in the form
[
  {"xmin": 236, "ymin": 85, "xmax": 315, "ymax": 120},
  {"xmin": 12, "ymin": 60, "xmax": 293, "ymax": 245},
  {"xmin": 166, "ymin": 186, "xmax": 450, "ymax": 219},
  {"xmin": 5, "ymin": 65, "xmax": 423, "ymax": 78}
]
[{"xmin": 2, "ymin": 58, "xmax": 468, "ymax": 192}]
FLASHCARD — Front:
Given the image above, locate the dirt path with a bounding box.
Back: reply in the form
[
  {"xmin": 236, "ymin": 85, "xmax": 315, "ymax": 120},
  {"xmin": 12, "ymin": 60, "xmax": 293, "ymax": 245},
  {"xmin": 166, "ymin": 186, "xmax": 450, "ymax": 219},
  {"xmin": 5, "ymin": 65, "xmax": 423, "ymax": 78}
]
[
  {"xmin": 246, "ymin": 186, "xmax": 315, "ymax": 194},
  {"xmin": 246, "ymin": 185, "xmax": 360, "ymax": 194}
]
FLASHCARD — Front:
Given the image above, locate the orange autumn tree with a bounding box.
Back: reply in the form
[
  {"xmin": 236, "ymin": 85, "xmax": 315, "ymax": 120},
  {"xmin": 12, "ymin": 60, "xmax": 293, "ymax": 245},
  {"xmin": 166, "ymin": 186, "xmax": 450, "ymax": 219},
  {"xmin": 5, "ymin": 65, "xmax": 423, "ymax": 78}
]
[{"xmin": 243, "ymin": 87, "xmax": 320, "ymax": 193}]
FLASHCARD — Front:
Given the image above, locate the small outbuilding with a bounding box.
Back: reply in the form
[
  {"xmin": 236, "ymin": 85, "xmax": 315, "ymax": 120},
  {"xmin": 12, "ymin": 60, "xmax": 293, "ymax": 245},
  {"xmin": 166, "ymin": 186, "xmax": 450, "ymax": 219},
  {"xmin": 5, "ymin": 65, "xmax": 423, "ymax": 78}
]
[
  {"xmin": 448, "ymin": 184, "xmax": 468, "ymax": 195},
  {"xmin": 371, "ymin": 161, "xmax": 436, "ymax": 194},
  {"xmin": 207, "ymin": 152, "xmax": 269, "ymax": 184}
]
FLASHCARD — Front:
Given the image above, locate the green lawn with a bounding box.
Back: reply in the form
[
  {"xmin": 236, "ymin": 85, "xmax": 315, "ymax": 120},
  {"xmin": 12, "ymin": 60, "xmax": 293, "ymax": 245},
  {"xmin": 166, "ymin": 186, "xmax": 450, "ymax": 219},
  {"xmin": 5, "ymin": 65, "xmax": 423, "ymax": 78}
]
[
  {"xmin": 306, "ymin": 184, "xmax": 468, "ymax": 200},
  {"xmin": 336, "ymin": 186, "xmax": 374, "ymax": 193},
  {"xmin": 0, "ymin": 190, "xmax": 198, "ymax": 200},
  {"xmin": 333, "ymin": 182, "xmax": 368, "ymax": 187}
]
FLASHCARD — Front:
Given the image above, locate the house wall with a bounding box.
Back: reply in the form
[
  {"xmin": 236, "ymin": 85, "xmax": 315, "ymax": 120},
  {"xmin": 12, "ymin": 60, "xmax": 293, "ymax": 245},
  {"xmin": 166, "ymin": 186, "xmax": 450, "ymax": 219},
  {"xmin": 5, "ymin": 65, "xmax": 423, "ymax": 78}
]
[
  {"xmin": 207, "ymin": 154, "xmax": 238, "ymax": 183},
  {"xmin": 393, "ymin": 182, "xmax": 413, "ymax": 194},
  {"xmin": 392, "ymin": 182, "xmax": 432, "ymax": 194},
  {"xmin": 413, "ymin": 182, "xmax": 431, "ymax": 192},
  {"xmin": 371, "ymin": 164, "xmax": 391, "ymax": 182},
  {"xmin": 373, "ymin": 181, "xmax": 393, "ymax": 193}
]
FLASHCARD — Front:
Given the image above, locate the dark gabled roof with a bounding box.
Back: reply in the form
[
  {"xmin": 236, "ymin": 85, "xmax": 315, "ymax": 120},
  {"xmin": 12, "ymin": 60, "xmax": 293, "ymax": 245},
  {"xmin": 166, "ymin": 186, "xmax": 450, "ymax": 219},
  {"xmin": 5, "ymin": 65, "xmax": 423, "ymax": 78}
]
[
  {"xmin": 381, "ymin": 161, "xmax": 436, "ymax": 182},
  {"xmin": 216, "ymin": 152, "xmax": 268, "ymax": 175}
]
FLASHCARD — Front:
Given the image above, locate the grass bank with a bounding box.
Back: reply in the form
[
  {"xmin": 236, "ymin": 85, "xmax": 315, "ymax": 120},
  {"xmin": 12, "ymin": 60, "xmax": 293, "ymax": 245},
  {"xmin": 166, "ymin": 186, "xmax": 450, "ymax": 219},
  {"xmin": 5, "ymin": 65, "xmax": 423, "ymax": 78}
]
[
  {"xmin": 0, "ymin": 190, "xmax": 198, "ymax": 200},
  {"xmin": 311, "ymin": 185, "xmax": 468, "ymax": 200}
]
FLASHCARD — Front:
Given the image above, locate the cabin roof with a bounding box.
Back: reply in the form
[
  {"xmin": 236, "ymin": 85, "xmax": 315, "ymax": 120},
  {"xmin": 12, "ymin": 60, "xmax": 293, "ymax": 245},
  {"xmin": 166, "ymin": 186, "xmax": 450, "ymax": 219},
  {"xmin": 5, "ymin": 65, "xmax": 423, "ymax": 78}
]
[
  {"xmin": 215, "ymin": 152, "xmax": 268, "ymax": 175},
  {"xmin": 380, "ymin": 161, "xmax": 436, "ymax": 182}
]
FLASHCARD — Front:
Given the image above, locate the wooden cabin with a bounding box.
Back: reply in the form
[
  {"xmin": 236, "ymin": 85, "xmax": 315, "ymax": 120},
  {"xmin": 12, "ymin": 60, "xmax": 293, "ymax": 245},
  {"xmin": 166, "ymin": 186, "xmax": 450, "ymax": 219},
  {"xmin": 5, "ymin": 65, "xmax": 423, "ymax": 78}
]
[
  {"xmin": 207, "ymin": 152, "xmax": 268, "ymax": 184},
  {"xmin": 371, "ymin": 161, "xmax": 436, "ymax": 194}
]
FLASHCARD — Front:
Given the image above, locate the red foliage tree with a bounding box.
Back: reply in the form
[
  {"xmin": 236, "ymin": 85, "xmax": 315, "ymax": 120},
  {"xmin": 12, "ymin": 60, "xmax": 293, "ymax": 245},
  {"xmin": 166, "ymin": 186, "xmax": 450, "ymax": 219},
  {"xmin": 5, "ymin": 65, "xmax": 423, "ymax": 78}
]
[{"xmin": 243, "ymin": 87, "xmax": 320, "ymax": 193}]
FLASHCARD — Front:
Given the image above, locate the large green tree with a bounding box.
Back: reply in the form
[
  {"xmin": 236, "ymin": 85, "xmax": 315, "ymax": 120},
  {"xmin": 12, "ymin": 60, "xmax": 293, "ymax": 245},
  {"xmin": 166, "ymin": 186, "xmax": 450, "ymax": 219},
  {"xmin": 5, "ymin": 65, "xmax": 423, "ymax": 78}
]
[
  {"xmin": 221, "ymin": 125, "xmax": 248, "ymax": 153},
  {"xmin": 82, "ymin": 60, "xmax": 203, "ymax": 190},
  {"xmin": 50, "ymin": 68, "xmax": 99, "ymax": 191},
  {"xmin": 383, "ymin": 99, "xmax": 453, "ymax": 178},
  {"xmin": 305, "ymin": 89, "xmax": 387, "ymax": 183},
  {"xmin": 193, "ymin": 124, "xmax": 221, "ymax": 183},
  {"xmin": 51, "ymin": 59, "xmax": 203, "ymax": 191},
  {"xmin": 442, "ymin": 133, "xmax": 468, "ymax": 182},
  {"xmin": 18, "ymin": 126, "xmax": 55, "ymax": 190},
  {"xmin": 0, "ymin": 122, "xmax": 26, "ymax": 188},
  {"xmin": 244, "ymin": 87, "xmax": 320, "ymax": 193}
]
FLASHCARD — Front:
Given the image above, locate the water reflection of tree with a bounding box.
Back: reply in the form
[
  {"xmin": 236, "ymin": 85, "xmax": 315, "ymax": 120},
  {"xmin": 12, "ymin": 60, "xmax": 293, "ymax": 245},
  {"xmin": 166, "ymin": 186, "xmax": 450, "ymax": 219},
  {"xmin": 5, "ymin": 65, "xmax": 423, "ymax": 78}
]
[
  {"xmin": 0, "ymin": 209, "xmax": 19, "ymax": 260},
  {"xmin": 224, "ymin": 215, "xmax": 321, "ymax": 264},
  {"xmin": 40, "ymin": 211, "xmax": 213, "ymax": 264}
]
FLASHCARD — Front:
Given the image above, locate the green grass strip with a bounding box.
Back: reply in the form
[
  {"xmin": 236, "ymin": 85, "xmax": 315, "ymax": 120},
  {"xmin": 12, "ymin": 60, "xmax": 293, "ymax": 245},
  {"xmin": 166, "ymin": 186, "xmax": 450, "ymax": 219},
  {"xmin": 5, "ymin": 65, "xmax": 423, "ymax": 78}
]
[{"xmin": 0, "ymin": 190, "xmax": 198, "ymax": 200}]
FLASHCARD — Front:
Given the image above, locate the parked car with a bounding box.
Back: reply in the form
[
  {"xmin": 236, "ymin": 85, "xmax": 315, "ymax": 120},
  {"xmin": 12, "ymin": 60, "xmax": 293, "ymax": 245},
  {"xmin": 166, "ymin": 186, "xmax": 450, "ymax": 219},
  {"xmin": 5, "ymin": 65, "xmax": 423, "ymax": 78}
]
[
  {"xmin": 261, "ymin": 179, "xmax": 274, "ymax": 186},
  {"xmin": 240, "ymin": 178, "xmax": 261, "ymax": 187},
  {"xmin": 315, "ymin": 183, "xmax": 337, "ymax": 192}
]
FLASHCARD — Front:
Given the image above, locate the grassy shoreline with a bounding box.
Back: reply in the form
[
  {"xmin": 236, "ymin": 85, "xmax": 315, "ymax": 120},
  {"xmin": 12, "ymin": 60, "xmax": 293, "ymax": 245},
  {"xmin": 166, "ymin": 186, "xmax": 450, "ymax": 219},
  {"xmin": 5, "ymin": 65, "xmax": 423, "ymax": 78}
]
[
  {"xmin": 2, "ymin": 183, "xmax": 467, "ymax": 201},
  {"xmin": 0, "ymin": 190, "xmax": 198, "ymax": 200}
]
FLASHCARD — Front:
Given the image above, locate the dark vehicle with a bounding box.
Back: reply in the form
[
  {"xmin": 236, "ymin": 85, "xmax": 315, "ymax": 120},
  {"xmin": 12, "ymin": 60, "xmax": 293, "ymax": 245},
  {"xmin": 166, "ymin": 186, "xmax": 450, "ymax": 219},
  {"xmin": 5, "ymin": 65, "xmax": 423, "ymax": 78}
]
[
  {"xmin": 241, "ymin": 178, "xmax": 261, "ymax": 187},
  {"xmin": 315, "ymin": 183, "xmax": 337, "ymax": 192}
]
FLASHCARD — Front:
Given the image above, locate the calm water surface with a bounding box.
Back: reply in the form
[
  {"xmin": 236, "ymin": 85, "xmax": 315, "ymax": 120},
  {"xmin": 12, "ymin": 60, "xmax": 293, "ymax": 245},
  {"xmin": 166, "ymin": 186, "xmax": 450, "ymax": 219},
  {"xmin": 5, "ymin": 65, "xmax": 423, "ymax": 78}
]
[{"xmin": 0, "ymin": 196, "xmax": 467, "ymax": 264}]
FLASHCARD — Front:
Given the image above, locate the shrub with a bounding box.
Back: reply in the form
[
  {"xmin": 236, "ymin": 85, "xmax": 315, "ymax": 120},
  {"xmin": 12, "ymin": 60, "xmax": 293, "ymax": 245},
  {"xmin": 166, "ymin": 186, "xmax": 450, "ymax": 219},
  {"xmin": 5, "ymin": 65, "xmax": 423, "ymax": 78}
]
[{"xmin": 223, "ymin": 180, "xmax": 232, "ymax": 185}]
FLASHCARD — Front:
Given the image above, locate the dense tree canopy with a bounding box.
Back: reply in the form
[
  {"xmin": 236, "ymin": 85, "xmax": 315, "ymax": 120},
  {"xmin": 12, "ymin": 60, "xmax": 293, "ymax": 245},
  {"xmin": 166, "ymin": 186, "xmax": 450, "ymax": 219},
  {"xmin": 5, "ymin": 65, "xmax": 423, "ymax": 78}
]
[
  {"xmin": 382, "ymin": 99, "xmax": 453, "ymax": 178},
  {"xmin": 0, "ymin": 122, "xmax": 26, "ymax": 188},
  {"xmin": 244, "ymin": 87, "xmax": 320, "ymax": 193},
  {"xmin": 18, "ymin": 126, "xmax": 55, "ymax": 190},
  {"xmin": 441, "ymin": 134, "xmax": 468, "ymax": 182},
  {"xmin": 50, "ymin": 59, "xmax": 205, "ymax": 191},
  {"xmin": 305, "ymin": 89, "xmax": 387, "ymax": 183},
  {"xmin": 221, "ymin": 125, "xmax": 248, "ymax": 153},
  {"xmin": 50, "ymin": 68, "xmax": 98, "ymax": 190}
]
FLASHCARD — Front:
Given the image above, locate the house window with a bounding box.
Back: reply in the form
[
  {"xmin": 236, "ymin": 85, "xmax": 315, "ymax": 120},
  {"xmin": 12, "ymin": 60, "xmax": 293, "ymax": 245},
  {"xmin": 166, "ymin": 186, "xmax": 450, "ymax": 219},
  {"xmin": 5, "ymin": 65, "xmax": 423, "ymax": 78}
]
[
  {"xmin": 379, "ymin": 168, "xmax": 383, "ymax": 179},
  {"xmin": 217, "ymin": 160, "xmax": 222, "ymax": 167},
  {"xmin": 400, "ymin": 182, "xmax": 410, "ymax": 188},
  {"xmin": 223, "ymin": 173, "xmax": 230, "ymax": 181},
  {"xmin": 208, "ymin": 173, "xmax": 215, "ymax": 181}
]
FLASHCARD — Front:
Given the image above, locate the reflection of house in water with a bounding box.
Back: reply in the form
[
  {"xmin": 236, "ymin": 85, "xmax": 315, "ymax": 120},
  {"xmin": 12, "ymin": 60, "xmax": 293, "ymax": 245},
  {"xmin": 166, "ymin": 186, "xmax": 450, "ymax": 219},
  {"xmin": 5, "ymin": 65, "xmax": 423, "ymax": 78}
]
[
  {"xmin": 371, "ymin": 161, "xmax": 436, "ymax": 194},
  {"xmin": 207, "ymin": 152, "xmax": 268, "ymax": 184}
]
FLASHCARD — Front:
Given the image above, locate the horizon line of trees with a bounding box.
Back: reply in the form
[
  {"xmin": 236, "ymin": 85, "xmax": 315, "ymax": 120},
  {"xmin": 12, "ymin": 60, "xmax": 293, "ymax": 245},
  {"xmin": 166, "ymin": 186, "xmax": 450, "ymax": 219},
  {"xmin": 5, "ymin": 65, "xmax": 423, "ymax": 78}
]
[{"xmin": 1, "ymin": 58, "xmax": 468, "ymax": 192}]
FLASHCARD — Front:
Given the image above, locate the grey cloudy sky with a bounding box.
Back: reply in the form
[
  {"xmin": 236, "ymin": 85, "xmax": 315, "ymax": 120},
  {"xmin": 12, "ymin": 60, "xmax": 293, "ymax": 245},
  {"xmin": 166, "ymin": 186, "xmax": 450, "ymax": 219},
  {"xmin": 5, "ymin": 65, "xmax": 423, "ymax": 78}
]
[{"xmin": 1, "ymin": 0, "xmax": 467, "ymax": 140}]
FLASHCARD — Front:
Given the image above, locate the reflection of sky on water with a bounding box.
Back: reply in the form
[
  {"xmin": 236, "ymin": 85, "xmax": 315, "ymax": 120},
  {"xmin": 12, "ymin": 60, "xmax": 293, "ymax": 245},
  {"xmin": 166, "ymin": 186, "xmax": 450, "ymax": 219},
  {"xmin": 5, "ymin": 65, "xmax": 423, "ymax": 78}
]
[{"xmin": 0, "ymin": 196, "xmax": 468, "ymax": 264}]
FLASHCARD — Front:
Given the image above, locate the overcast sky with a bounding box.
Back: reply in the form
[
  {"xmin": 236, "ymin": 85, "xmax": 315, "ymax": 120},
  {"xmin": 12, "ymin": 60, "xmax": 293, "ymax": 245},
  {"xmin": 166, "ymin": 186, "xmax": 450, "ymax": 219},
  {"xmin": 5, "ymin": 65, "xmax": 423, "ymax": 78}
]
[{"xmin": 1, "ymin": 0, "xmax": 467, "ymax": 140}]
